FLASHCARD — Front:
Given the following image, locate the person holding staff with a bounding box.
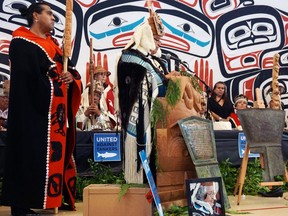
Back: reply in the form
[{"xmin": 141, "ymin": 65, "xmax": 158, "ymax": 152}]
[{"xmin": 1, "ymin": 2, "xmax": 82, "ymax": 215}]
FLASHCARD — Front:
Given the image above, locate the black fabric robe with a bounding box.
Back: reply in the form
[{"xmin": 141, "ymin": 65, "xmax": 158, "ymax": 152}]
[{"xmin": 1, "ymin": 27, "xmax": 82, "ymax": 210}]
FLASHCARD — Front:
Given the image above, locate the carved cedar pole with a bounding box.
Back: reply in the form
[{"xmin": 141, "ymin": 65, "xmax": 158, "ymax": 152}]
[
  {"xmin": 269, "ymin": 53, "xmax": 281, "ymax": 110},
  {"xmin": 254, "ymin": 88, "xmax": 265, "ymax": 108}
]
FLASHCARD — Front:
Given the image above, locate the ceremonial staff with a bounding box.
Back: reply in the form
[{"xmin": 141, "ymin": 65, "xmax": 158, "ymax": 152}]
[
  {"xmin": 89, "ymin": 38, "xmax": 96, "ymax": 126},
  {"xmin": 62, "ymin": 0, "xmax": 73, "ymax": 131},
  {"xmin": 57, "ymin": 1, "xmax": 73, "ymax": 212},
  {"xmin": 63, "ymin": 0, "xmax": 73, "ymax": 74}
]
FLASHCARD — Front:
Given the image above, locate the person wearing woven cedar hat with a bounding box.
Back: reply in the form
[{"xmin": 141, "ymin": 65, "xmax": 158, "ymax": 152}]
[
  {"xmin": 79, "ymin": 63, "xmax": 109, "ymax": 115},
  {"xmin": 93, "ymin": 64, "xmax": 117, "ymax": 128},
  {"xmin": 76, "ymin": 64, "xmax": 115, "ymax": 131},
  {"xmin": 93, "ymin": 64, "xmax": 111, "ymax": 84},
  {"xmin": 229, "ymin": 94, "xmax": 249, "ymax": 129},
  {"xmin": 94, "ymin": 64, "xmax": 118, "ymax": 129},
  {"xmin": 115, "ymin": 3, "xmax": 180, "ymax": 184},
  {"xmin": 76, "ymin": 81, "xmax": 112, "ymax": 131}
]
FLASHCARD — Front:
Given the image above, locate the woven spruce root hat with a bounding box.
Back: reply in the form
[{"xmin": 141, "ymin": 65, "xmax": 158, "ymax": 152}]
[{"xmin": 94, "ymin": 65, "xmax": 111, "ymax": 76}]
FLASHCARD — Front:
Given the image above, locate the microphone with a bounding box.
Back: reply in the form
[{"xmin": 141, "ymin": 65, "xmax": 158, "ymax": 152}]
[{"xmin": 162, "ymin": 53, "xmax": 186, "ymax": 64}]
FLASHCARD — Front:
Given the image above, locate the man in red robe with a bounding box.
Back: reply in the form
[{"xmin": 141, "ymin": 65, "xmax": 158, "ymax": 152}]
[{"xmin": 1, "ymin": 2, "xmax": 82, "ymax": 215}]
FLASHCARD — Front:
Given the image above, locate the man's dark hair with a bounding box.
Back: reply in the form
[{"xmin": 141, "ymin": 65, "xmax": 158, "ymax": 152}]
[{"xmin": 19, "ymin": 1, "xmax": 50, "ymax": 27}]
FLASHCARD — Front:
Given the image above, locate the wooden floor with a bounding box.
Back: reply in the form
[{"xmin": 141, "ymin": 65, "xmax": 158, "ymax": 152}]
[
  {"xmin": 228, "ymin": 193, "xmax": 288, "ymax": 216},
  {"xmin": 0, "ymin": 203, "xmax": 83, "ymax": 216},
  {"xmin": 0, "ymin": 193, "xmax": 288, "ymax": 215}
]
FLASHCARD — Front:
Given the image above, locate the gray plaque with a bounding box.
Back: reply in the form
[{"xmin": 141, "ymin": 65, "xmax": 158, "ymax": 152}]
[
  {"xmin": 178, "ymin": 116, "xmax": 217, "ymax": 165},
  {"xmin": 178, "ymin": 116, "xmax": 230, "ymax": 209}
]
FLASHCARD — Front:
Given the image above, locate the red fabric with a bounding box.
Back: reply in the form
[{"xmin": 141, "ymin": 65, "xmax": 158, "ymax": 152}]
[
  {"xmin": 230, "ymin": 112, "xmax": 241, "ymax": 127},
  {"xmin": 9, "ymin": 27, "xmax": 81, "ymax": 209},
  {"xmin": 145, "ymin": 189, "xmax": 153, "ymax": 203},
  {"xmin": 103, "ymin": 85, "xmax": 116, "ymax": 127},
  {"xmin": 106, "ymin": 87, "xmax": 115, "ymax": 114}
]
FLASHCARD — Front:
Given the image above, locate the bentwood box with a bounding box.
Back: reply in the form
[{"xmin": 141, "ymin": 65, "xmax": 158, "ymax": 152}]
[{"xmin": 83, "ymin": 184, "xmax": 152, "ymax": 216}]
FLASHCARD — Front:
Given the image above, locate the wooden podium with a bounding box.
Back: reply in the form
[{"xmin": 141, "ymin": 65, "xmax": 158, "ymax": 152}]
[{"xmin": 155, "ymin": 76, "xmax": 202, "ymax": 209}]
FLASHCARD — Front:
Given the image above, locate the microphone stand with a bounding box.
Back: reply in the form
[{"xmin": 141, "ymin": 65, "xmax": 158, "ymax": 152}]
[{"xmin": 179, "ymin": 61, "xmax": 212, "ymax": 119}]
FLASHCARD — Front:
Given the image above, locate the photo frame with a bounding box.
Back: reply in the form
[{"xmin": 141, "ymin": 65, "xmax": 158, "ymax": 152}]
[{"xmin": 186, "ymin": 177, "xmax": 225, "ymax": 216}]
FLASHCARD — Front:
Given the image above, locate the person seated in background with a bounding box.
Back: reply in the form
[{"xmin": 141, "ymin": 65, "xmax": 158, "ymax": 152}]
[
  {"xmin": 76, "ymin": 83, "xmax": 112, "ymax": 131},
  {"xmin": 94, "ymin": 64, "xmax": 111, "ymax": 84},
  {"xmin": 208, "ymin": 81, "xmax": 234, "ymax": 121},
  {"xmin": 199, "ymin": 93, "xmax": 212, "ymax": 120},
  {"xmin": 229, "ymin": 94, "xmax": 249, "ymax": 130},
  {"xmin": 263, "ymin": 82, "xmax": 288, "ymax": 128},
  {"xmin": 264, "ymin": 82, "xmax": 285, "ymax": 109},
  {"xmin": 96, "ymin": 65, "xmax": 118, "ymax": 129},
  {"xmin": 0, "ymin": 82, "xmax": 9, "ymax": 130},
  {"xmin": 78, "ymin": 64, "xmax": 117, "ymax": 130}
]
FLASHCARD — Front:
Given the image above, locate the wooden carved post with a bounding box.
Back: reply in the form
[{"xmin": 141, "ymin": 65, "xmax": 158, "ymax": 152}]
[
  {"xmin": 63, "ymin": 0, "xmax": 73, "ymax": 74},
  {"xmin": 254, "ymin": 88, "xmax": 265, "ymax": 108},
  {"xmin": 269, "ymin": 53, "xmax": 281, "ymax": 110},
  {"xmin": 89, "ymin": 38, "xmax": 96, "ymax": 126},
  {"xmin": 56, "ymin": 1, "xmax": 73, "ymax": 212}
]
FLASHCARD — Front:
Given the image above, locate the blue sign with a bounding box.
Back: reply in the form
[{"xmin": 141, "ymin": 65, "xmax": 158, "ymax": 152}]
[
  {"xmin": 238, "ymin": 132, "xmax": 260, "ymax": 158},
  {"xmin": 139, "ymin": 150, "xmax": 164, "ymax": 216},
  {"xmin": 93, "ymin": 132, "xmax": 121, "ymax": 162}
]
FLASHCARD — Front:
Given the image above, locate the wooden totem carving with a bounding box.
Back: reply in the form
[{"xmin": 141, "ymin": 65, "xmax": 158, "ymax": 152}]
[
  {"xmin": 269, "ymin": 53, "xmax": 281, "ymax": 110},
  {"xmin": 156, "ymin": 76, "xmax": 202, "ymax": 209}
]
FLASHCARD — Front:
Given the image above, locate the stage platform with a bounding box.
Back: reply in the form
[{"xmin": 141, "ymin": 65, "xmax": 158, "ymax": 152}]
[{"xmin": 0, "ymin": 193, "xmax": 288, "ymax": 215}]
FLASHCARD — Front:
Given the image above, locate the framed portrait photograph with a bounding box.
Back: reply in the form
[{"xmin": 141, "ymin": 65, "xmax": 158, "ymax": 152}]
[{"xmin": 186, "ymin": 177, "xmax": 225, "ymax": 216}]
